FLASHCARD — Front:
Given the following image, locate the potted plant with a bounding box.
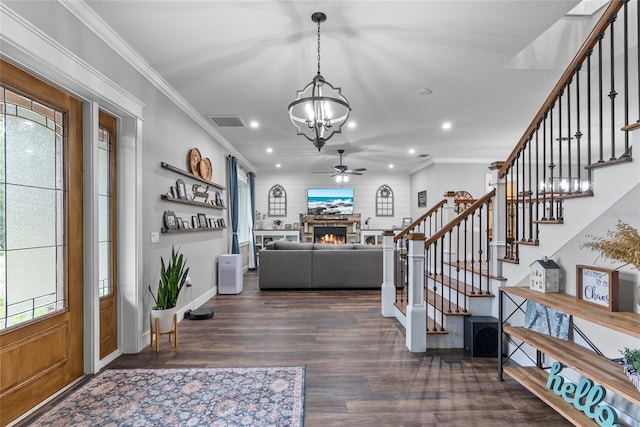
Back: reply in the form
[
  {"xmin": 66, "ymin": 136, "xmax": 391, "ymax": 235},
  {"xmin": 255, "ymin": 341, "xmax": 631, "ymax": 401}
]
[
  {"xmin": 149, "ymin": 245, "xmax": 189, "ymax": 333},
  {"xmin": 273, "ymin": 219, "xmax": 283, "ymax": 229},
  {"xmin": 622, "ymin": 347, "xmax": 640, "ymax": 391}
]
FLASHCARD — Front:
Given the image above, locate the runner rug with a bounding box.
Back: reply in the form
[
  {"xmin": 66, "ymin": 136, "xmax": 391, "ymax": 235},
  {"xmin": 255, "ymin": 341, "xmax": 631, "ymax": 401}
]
[{"xmin": 30, "ymin": 366, "xmax": 305, "ymax": 426}]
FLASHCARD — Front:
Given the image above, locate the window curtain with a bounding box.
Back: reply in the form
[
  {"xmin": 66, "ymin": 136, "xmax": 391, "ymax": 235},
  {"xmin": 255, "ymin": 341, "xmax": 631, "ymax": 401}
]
[
  {"xmin": 227, "ymin": 156, "xmax": 240, "ymax": 254},
  {"xmin": 248, "ymin": 172, "xmax": 257, "ymax": 269}
]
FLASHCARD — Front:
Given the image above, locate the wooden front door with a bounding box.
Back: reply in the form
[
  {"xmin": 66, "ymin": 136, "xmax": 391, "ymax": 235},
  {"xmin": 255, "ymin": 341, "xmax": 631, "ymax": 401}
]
[
  {"xmin": 98, "ymin": 110, "xmax": 118, "ymax": 359},
  {"xmin": 0, "ymin": 60, "xmax": 84, "ymax": 425}
]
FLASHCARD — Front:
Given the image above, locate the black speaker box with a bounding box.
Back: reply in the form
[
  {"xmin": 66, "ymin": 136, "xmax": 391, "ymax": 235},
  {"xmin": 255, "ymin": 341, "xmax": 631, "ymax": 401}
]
[{"xmin": 464, "ymin": 316, "xmax": 498, "ymax": 357}]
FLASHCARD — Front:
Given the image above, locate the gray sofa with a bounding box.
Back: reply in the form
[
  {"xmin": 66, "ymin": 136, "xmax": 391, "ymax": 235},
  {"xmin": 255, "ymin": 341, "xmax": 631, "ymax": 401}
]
[{"xmin": 259, "ymin": 241, "xmax": 383, "ymax": 290}]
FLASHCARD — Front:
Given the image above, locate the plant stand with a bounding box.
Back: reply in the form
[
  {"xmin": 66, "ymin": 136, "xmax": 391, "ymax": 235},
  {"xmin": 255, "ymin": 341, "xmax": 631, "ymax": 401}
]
[{"xmin": 149, "ymin": 312, "xmax": 178, "ymax": 352}]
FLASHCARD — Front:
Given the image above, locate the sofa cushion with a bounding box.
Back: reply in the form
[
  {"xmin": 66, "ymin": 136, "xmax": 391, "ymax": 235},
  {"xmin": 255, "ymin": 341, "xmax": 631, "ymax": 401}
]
[
  {"xmin": 313, "ymin": 243, "xmax": 354, "ymax": 250},
  {"xmin": 353, "ymin": 243, "xmax": 380, "ymax": 250},
  {"xmin": 271, "ymin": 241, "xmax": 315, "ymax": 250},
  {"xmin": 312, "ymin": 248, "xmax": 382, "ymax": 288},
  {"xmin": 259, "ymin": 249, "xmax": 312, "ymax": 289}
]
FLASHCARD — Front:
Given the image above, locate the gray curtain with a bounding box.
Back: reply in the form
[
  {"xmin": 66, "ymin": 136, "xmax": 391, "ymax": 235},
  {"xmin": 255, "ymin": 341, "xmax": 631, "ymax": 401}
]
[
  {"xmin": 227, "ymin": 156, "xmax": 239, "ymax": 254},
  {"xmin": 248, "ymin": 172, "xmax": 257, "ymax": 269}
]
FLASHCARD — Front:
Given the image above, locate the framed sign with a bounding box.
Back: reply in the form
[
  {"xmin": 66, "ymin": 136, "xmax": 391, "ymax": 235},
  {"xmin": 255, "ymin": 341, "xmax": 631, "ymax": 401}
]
[
  {"xmin": 576, "ymin": 265, "xmax": 619, "ymax": 311},
  {"xmin": 417, "ymin": 190, "xmax": 427, "ymax": 208}
]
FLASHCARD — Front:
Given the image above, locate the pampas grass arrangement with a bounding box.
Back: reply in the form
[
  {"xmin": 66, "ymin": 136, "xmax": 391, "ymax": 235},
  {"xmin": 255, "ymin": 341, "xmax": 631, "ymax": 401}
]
[{"xmin": 581, "ymin": 221, "xmax": 640, "ymax": 270}]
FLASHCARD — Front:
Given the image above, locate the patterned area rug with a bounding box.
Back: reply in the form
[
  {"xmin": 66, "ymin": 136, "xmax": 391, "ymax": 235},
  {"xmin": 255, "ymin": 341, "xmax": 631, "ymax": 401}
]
[{"xmin": 31, "ymin": 366, "xmax": 305, "ymax": 426}]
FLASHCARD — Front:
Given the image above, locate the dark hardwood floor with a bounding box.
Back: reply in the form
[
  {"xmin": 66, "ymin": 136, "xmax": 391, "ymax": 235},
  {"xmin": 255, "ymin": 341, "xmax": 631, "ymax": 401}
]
[{"xmin": 107, "ymin": 270, "xmax": 569, "ymax": 426}]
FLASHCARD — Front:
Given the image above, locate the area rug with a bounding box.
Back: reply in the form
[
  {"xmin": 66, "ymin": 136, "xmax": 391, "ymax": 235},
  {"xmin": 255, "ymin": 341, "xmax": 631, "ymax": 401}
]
[{"xmin": 30, "ymin": 366, "xmax": 305, "ymax": 427}]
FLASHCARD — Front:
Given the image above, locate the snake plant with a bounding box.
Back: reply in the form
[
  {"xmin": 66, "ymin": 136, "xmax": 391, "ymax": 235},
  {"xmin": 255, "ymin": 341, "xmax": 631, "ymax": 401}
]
[{"xmin": 149, "ymin": 246, "xmax": 189, "ymax": 310}]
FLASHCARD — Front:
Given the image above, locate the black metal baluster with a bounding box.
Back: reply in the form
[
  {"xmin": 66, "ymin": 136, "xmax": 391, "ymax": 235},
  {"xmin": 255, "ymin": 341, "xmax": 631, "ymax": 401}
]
[
  {"xmin": 439, "ymin": 237, "xmax": 445, "ymax": 330},
  {"xmin": 587, "ymin": 49, "xmax": 594, "ymax": 184},
  {"xmin": 608, "ymin": 15, "xmax": 618, "ymax": 160},
  {"xmin": 455, "ymin": 223, "xmax": 461, "ymax": 308},
  {"xmin": 575, "ymin": 64, "xmax": 583, "ymax": 194},
  {"xmin": 541, "ymin": 114, "xmax": 548, "ymax": 220},
  {"xmin": 598, "ymin": 31, "xmax": 605, "ymax": 163},
  {"xmin": 448, "ymin": 230, "xmax": 453, "ymax": 313},
  {"xmin": 623, "ymin": 1, "xmax": 630, "ymax": 157},
  {"xmin": 534, "ymin": 124, "xmax": 540, "ymax": 243},
  {"xmin": 485, "ymin": 199, "xmax": 491, "ymax": 294},
  {"xmin": 558, "ymin": 89, "xmax": 564, "ymax": 195},
  {"xmin": 477, "ymin": 206, "xmax": 484, "ymax": 296},
  {"xmin": 567, "ymin": 79, "xmax": 572, "ymax": 193},
  {"xmin": 470, "ymin": 215, "xmax": 475, "ymax": 294},
  {"xmin": 549, "ymin": 103, "xmax": 556, "ymax": 220},
  {"xmin": 528, "ymin": 135, "xmax": 533, "ymax": 242}
]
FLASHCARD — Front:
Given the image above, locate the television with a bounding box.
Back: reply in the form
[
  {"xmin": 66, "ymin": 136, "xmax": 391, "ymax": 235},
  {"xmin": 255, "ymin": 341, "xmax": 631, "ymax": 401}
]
[{"xmin": 307, "ymin": 188, "xmax": 354, "ymax": 215}]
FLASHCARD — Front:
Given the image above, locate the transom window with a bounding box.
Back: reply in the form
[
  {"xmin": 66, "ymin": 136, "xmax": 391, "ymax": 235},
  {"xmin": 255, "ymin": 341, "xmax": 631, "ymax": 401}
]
[{"xmin": 0, "ymin": 86, "xmax": 66, "ymax": 329}]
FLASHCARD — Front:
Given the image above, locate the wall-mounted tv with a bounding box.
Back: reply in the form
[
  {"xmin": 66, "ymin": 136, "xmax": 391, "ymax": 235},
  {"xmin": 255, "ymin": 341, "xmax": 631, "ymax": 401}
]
[{"xmin": 307, "ymin": 188, "xmax": 354, "ymax": 215}]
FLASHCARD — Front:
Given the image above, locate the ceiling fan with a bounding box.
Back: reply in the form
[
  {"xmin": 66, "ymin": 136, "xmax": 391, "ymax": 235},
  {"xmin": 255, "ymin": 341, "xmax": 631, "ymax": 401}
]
[{"xmin": 314, "ymin": 149, "xmax": 366, "ymax": 182}]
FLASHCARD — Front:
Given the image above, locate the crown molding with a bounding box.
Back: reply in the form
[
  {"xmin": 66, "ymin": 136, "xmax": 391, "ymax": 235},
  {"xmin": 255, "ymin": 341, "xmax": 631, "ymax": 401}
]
[
  {"xmin": 60, "ymin": 0, "xmax": 256, "ymax": 172},
  {"xmin": 0, "ymin": 3, "xmax": 145, "ymax": 118}
]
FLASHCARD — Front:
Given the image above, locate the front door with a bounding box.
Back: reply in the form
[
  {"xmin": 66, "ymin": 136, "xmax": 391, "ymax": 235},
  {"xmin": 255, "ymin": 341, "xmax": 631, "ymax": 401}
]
[
  {"xmin": 0, "ymin": 60, "xmax": 84, "ymax": 425},
  {"xmin": 98, "ymin": 110, "xmax": 118, "ymax": 359}
]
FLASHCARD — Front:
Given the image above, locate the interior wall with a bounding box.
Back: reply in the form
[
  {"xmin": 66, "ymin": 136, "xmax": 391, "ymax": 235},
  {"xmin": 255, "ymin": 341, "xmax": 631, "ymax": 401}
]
[{"xmin": 254, "ymin": 172, "xmax": 411, "ymax": 231}]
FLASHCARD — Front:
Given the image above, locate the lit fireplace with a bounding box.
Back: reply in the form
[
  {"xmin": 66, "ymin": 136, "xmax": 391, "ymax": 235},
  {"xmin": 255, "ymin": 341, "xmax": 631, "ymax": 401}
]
[{"xmin": 314, "ymin": 226, "xmax": 347, "ymax": 244}]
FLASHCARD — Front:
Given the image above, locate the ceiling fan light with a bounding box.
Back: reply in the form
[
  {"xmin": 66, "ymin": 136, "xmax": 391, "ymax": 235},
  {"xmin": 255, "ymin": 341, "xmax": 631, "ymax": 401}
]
[
  {"xmin": 336, "ymin": 175, "xmax": 343, "ymax": 183},
  {"xmin": 343, "ymin": 175, "xmax": 349, "ymax": 183}
]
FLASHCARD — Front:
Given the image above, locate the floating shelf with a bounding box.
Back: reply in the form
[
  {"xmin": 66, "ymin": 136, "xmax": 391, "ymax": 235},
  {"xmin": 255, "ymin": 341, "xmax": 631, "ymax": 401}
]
[
  {"xmin": 161, "ymin": 227, "xmax": 226, "ymax": 234},
  {"xmin": 160, "ymin": 161, "xmax": 226, "ymax": 190},
  {"xmin": 160, "ymin": 194, "xmax": 225, "ymax": 210}
]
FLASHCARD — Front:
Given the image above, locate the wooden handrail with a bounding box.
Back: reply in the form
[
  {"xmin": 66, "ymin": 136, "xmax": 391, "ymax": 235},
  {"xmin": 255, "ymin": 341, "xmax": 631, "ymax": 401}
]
[
  {"xmin": 424, "ymin": 189, "xmax": 496, "ymax": 247},
  {"xmin": 499, "ymin": 0, "xmax": 624, "ymax": 179},
  {"xmin": 394, "ymin": 199, "xmax": 447, "ymax": 242}
]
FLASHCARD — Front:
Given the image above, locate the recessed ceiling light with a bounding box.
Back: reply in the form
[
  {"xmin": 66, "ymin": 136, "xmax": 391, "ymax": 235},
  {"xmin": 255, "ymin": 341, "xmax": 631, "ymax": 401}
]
[
  {"xmin": 388, "ymin": 164, "xmax": 394, "ymax": 169},
  {"xmin": 442, "ymin": 122, "xmax": 452, "ymax": 130},
  {"xmin": 347, "ymin": 122, "xmax": 356, "ymax": 129},
  {"xmin": 408, "ymin": 148, "xmax": 415, "ymax": 154},
  {"xmin": 276, "ymin": 163, "xmax": 281, "ymax": 168},
  {"xmin": 249, "ymin": 120, "xmax": 259, "ymax": 128},
  {"xmin": 266, "ymin": 147, "xmax": 273, "ymax": 153},
  {"xmin": 417, "ymin": 88, "xmax": 433, "ymax": 96}
]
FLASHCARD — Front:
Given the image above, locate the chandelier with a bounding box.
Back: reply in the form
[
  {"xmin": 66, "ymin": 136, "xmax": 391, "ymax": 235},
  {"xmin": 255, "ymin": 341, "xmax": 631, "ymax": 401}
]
[{"xmin": 288, "ymin": 12, "xmax": 351, "ymax": 151}]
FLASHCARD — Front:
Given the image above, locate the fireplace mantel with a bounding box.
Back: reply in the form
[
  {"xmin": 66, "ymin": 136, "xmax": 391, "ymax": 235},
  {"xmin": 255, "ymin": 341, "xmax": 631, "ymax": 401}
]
[{"xmin": 300, "ymin": 213, "xmax": 361, "ymax": 244}]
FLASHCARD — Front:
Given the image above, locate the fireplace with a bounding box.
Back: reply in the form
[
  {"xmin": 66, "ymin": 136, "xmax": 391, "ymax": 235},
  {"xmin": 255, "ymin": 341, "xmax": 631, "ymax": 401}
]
[{"xmin": 314, "ymin": 226, "xmax": 347, "ymax": 244}]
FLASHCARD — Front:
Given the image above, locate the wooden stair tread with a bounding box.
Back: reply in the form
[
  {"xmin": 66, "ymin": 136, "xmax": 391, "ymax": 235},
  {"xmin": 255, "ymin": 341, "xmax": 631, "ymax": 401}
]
[
  {"xmin": 442, "ymin": 261, "xmax": 507, "ymax": 281},
  {"xmin": 584, "ymin": 155, "xmax": 632, "ymax": 170},
  {"xmin": 394, "ymin": 302, "xmax": 448, "ymax": 334},
  {"xmin": 504, "ymin": 326, "xmax": 640, "ymax": 407},
  {"xmin": 503, "ymin": 366, "xmax": 619, "ymax": 426},
  {"xmin": 532, "ymin": 219, "xmax": 564, "ymax": 224},
  {"xmin": 498, "ymin": 257, "xmax": 519, "ymax": 265},
  {"xmin": 427, "ymin": 273, "xmax": 494, "ymax": 297},
  {"xmin": 426, "ymin": 290, "xmax": 471, "ymax": 316},
  {"xmin": 500, "ymin": 287, "xmax": 640, "ymax": 339},
  {"xmin": 513, "ymin": 240, "xmax": 538, "ymax": 246}
]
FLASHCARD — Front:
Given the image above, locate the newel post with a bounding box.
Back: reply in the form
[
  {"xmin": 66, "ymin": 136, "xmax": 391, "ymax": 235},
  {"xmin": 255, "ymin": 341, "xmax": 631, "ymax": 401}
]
[
  {"xmin": 406, "ymin": 232, "xmax": 427, "ymax": 352},
  {"xmin": 381, "ymin": 230, "xmax": 396, "ymax": 317},
  {"xmin": 489, "ymin": 161, "xmax": 506, "ymax": 277}
]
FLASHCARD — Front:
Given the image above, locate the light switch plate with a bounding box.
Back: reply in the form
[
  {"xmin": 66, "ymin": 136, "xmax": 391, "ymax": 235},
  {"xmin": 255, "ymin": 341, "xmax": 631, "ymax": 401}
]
[{"xmin": 150, "ymin": 232, "xmax": 159, "ymax": 243}]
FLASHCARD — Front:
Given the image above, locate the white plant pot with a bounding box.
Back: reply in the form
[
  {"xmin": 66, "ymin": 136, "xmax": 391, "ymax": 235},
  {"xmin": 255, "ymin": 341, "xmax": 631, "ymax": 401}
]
[{"xmin": 151, "ymin": 307, "xmax": 177, "ymax": 334}]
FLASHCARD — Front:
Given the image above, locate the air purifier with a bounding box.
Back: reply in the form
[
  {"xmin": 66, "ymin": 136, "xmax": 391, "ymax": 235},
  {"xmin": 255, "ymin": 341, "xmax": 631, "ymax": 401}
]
[{"xmin": 218, "ymin": 254, "xmax": 243, "ymax": 294}]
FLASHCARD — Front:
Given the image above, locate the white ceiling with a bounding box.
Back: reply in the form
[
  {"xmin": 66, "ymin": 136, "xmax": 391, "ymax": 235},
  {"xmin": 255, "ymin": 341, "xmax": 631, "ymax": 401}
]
[{"xmin": 83, "ymin": 0, "xmax": 607, "ymax": 176}]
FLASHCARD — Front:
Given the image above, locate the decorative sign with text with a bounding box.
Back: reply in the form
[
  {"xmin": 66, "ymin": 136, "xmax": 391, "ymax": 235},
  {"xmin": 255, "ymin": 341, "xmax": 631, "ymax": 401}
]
[
  {"xmin": 576, "ymin": 265, "xmax": 619, "ymax": 312},
  {"xmin": 546, "ymin": 362, "xmax": 619, "ymax": 427}
]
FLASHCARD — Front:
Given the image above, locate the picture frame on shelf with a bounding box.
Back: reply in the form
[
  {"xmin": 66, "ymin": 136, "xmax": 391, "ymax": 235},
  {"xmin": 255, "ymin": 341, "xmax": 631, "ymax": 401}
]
[
  {"xmin": 576, "ymin": 265, "xmax": 619, "ymax": 311},
  {"xmin": 285, "ymin": 223, "xmax": 292, "ymax": 230},
  {"xmin": 176, "ymin": 179, "xmax": 188, "ymax": 200},
  {"xmin": 183, "ymin": 220, "xmax": 190, "ymax": 229},
  {"xmin": 170, "ymin": 186, "xmax": 177, "ymax": 199},
  {"xmin": 402, "ymin": 217, "xmax": 413, "ymax": 227},
  {"xmin": 192, "ymin": 215, "xmax": 199, "ymax": 229},
  {"xmin": 208, "ymin": 218, "xmax": 215, "ymax": 228},
  {"xmin": 176, "ymin": 217, "xmax": 183, "ymax": 229},
  {"xmin": 219, "ymin": 218, "xmax": 225, "ymax": 228},
  {"xmin": 293, "ymin": 222, "xmax": 299, "ymax": 229},
  {"xmin": 198, "ymin": 213, "xmax": 208, "ymax": 228},
  {"xmin": 163, "ymin": 211, "xmax": 178, "ymax": 229}
]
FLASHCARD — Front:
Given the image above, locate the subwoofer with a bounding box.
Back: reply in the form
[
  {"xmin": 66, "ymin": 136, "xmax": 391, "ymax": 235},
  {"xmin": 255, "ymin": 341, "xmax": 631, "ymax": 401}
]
[{"xmin": 464, "ymin": 316, "xmax": 498, "ymax": 357}]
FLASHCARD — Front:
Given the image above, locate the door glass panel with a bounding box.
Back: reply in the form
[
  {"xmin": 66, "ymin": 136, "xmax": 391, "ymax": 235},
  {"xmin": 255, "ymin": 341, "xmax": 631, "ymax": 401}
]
[
  {"xmin": 1, "ymin": 86, "xmax": 66, "ymax": 329},
  {"xmin": 98, "ymin": 126, "xmax": 112, "ymax": 298}
]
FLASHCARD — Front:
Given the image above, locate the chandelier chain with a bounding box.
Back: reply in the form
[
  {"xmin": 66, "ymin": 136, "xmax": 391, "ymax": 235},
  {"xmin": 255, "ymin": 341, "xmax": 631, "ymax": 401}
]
[{"xmin": 317, "ymin": 19, "xmax": 321, "ymax": 75}]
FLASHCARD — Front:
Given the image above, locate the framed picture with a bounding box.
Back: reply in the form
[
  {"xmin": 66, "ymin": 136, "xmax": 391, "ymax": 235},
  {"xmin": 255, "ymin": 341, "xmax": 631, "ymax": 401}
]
[
  {"xmin": 192, "ymin": 215, "xmax": 199, "ymax": 229},
  {"xmin": 176, "ymin": 179, "xmax": 188, "ymax": 200},
  {"xmin": 293, "ymin": 222, "xmax": 299, "ymax": 229},
  {"xmin": 170, "ymin": 186, "xmax": 177, "ymax": 199},
  {"xmin": 219, "ymin": 218, "xmax": 225, "ymax": 228},
  {"xmin": 163, "ymin": 211, "xmax": 178, "ymax": 229},
  {"xmin": 418, "ymin": 190, "xmax": 427, "ymax": 208},
  {"xmin": 576, "ymin": 265, "xmax": 619, "ymax": 311},
  {"xmin": 214, "ymin": 191, "xmax": 222, "ymax": 206},
  {"xmin": 198, "ymin": 213, "xmax": 208, "ymax": 228},
  {"xmin": 402, "ymin": 217, "xmax": 413, "ymax": 227},
  {"xmin": 176, "ymin": 217, "xmax": 183, "ymax": 229},
  {"xmin": 183, "ymin": 220, "xmax": 190, "ymax": 229},
  {"xmin": 208, "ymin": 218, "xmax": 216, "ymax": 228},
  {"xmin": 285, "ymin": 223, "xmax": 292, "ymax": 230}
]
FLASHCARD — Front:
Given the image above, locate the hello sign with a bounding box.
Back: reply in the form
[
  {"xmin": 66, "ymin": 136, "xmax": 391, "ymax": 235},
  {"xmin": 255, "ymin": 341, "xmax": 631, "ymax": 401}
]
[{"xmin": 546, "ymin": 362, "xmax": 619, "ymax": 427}]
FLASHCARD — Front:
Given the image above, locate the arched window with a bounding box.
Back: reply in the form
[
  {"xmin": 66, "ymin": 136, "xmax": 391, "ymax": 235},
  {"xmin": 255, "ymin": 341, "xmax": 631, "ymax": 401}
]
[
  {"xmin": 376, "ymin": 185, "xmax": 394, "ymax": 216},
  {"xmin": 268, "ymin": 184, "xmax": 287, "ymax": 216}
]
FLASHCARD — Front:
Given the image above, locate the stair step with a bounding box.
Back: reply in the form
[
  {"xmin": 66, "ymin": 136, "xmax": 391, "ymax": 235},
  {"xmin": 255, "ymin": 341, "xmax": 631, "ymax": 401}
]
[
  {"xmin": 532, "ymin": 219, "xmax": 564, "ymax": 224},
  {"xmin": 442, "ymin": 261, "xmax": 506, "ymax": 281},
  {"xmin": 427, "ymin": 273, "xmax": 494, "ymax": 296},
  {"xmin": 498, "ymin": 257, "xmax": 519, "ymax": 264},
  {"xmin": 513, "ymin": 240, "xmax": 538, "ymax": 246},
  {"xmin": 426, "ymin": 290, "xmax": 471, "ymax": 316},
  {"xmin": 584, "ymin": 154, "xmax": 632, "ymax": 170},
  {"xmin": 393, "ymin": 302, "xmax": 448, "ymax": 335}
]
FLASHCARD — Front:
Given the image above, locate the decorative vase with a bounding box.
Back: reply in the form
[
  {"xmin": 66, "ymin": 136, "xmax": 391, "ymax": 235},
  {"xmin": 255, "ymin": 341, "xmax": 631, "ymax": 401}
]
[
  {"xmin": 623, "ymin": 359, "xmax": 640, "ymax": 392},
  {"xmin": 151, "ymin": 307, "xmax": 177, "ymax": 334}
]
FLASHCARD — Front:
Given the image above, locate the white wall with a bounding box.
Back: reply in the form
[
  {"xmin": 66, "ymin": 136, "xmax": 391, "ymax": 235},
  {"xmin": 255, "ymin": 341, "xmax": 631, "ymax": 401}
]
[{"xmin": 255, "ymin": 171, "xmax": 411, "ymax": 231}]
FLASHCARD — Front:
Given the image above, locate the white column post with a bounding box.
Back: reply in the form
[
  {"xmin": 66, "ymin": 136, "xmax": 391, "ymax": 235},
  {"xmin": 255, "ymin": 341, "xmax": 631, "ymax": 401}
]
[
  {"xmin": 489, "ymin": 161, "xmax": 506, "ymax": 277},
  {"xmin": 442, "ymin": 191, "xmax": 457, "ymax": 263},
  {"xmin": 406, "ymin": 233, "xmax": 426, "ymax": 352},
  {"xmin": 381, "ymin": 230, "xmax": 396, "ymax": 317}
]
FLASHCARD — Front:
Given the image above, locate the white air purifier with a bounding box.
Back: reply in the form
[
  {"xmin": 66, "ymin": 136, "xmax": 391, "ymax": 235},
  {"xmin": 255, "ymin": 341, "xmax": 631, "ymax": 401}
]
[{"xmin": 218, "ymin": 254, "xmax": 243, "ymax": 294}]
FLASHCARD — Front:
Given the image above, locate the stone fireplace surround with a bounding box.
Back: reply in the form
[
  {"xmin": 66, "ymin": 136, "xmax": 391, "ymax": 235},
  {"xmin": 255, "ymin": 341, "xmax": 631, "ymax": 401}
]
[{"xmin": 300, "ymin": 214, "xmax": 361, "ymax": 244}]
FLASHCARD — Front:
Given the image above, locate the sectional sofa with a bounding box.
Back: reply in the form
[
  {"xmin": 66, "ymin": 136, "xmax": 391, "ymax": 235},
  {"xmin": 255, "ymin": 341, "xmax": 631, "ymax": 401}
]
[{"xmin": 258, "ymin": 241, "xmax": 383, "ymax": 290}]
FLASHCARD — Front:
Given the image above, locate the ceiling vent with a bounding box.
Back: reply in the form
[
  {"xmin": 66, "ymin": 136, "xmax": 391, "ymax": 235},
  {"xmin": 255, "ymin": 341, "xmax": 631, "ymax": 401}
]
[{"xmin": 209, "ymin": 115, "xmax": 246, "ymax": 127}]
